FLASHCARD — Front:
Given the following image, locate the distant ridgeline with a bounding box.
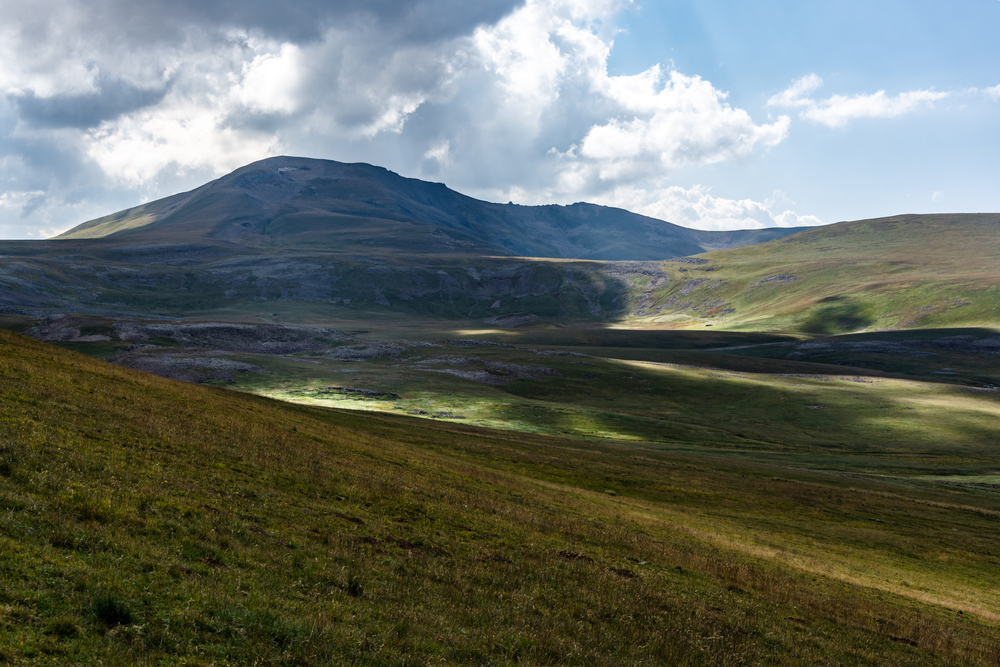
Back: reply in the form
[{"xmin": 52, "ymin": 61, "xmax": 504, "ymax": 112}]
[
  {"xmin": 55, "ymin": 156, "xmax": 804, "ymax": 259},
  {"xmin": 0, "ymin": 156, "xmax": 801, "ymax": 322},
  {"xmin": 0, "ymin": 156, "xmax": 997, "ymax": 331}
]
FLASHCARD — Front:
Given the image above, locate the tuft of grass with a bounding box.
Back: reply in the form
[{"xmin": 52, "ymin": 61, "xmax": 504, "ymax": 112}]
[
  {"xmin": 91, "ymin": 591, "xmax": 135, "ymax": 628},
  {"xmin": 44, "ymin": 618, "xmax": 80, "ymax": 638},
  {"xmin": 345, "ymin": 570, "xmax": 365, "ymax": 598}
]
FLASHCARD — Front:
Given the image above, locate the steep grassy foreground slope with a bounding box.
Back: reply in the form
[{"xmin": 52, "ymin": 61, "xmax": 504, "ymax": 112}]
[
  {"xmin": 641, "ymin": 214, "xmax": 1000, "ymax": 332},
  {"xmin": 3, "ymin": 330, "xmax": 1000, "ymax": 665}
]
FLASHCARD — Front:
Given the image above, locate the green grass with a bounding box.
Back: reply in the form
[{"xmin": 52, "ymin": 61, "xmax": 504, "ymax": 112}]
[
  {"xmin": 638, "ymin": 214, "xmax": 1000, "ymax": 332},
  {"xmin": 3, "ymin": 329, "xmax": 1000, "ymax": 664},
  {"xmin": 7, "ymin": 212, "xmax": 1000, "ymax": 663},
  {"xmin": 210, "ymin": 335, "xmax": 1000, "ymax": 475}
]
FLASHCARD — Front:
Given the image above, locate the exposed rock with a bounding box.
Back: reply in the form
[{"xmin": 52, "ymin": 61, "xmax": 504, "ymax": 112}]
[
  {"xmin": 114, "ymin": 321, "xmax": 357, "ymax": 354},
  {"xmin": 751, "ymin": 274, "xmax": 798, "ymax": 287},
  {"xmin": 446, "ymin": 339, "xmax": 522, "ymax": 349},
  {"xmin": 326, "ymin": 343, "xmax": 409, "ymax": 361},
  {"xmin": 106, "ymin": 352, "xmax": 271, "ymax": 383}
]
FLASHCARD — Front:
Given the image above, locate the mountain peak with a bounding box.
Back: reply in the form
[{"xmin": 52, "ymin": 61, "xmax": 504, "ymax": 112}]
[{"xmin": 57, "ymin": 156, "xmax": 808, "ymax": 260}]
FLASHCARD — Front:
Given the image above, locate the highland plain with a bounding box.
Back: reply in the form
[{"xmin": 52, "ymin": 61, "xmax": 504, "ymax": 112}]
[{"xmin": 1, "ymin": 157, "xmax": 999, "ymax": 665}]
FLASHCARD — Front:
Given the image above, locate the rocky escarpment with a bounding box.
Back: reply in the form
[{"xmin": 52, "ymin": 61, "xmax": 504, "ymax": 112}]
[{"xmin": 0, "ymin": 249, "xmax": 661, "ymax": 321}]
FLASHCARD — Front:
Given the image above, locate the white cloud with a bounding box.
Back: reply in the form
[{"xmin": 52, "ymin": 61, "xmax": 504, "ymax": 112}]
[
  {"xmin": 0, "ymin": 0, "xmax": 817, "ymax": 235},
  {"xmin": 465, "ymin": 0, "xmax": 790, "ymax": 199},
  {"xmin": 81, "ymin": 34, "xmax": 291, "ymax": 184},
  {"xmin": 423, "ymin": 140, "xmax": 451, "ymax": 165},
  {"xmin": 766, "ymin": 74, "xmax": 821, "ymax": 108},
  {"xmin": 803, "ymin": 90, "xmax": 948, "ymax": 128},
  {"xmin": 591, "ymin": 184, "xmax": 822, "ymax": 231},
  {"xmin": 0, "ymin": 188, "xmax": 44, "ymax": 211},
  {"xmin": 85, "ymin": 99, "xmax": 284, "ymax": 186},
  {"xmin": 769, "ymin": 74, "xmax": 948, "ymax": 128},
  {"xmin": 931, "ymin": 190, "xmax": 943, "ymax": 202},
  {"xmin": 235, "ymin": 41, "xmax": 302, "ymax": 115},
  {"xmin": 577, "ymin": 68, "xmax": 790, "ymax": 178},
  {"xmin": 984, "ymin": 84, "xmax": 1000, "ymax": 101}
]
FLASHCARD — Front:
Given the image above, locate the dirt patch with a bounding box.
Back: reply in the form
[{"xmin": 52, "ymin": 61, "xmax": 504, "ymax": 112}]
[
  {"xmin": 610, "ymin": 567, "xmax": 638, "ymax": 578},
  {"xmin": 330, "ymin": 512, "xmax": 365, "ymax": 526}
]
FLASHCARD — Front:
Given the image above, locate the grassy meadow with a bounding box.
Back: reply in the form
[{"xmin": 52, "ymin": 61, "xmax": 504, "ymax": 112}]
[
  {"xmin": 4, "ymin": 213, "xmax": 1000, "ymax": 664},
  {"xmin": 3, "ymin": 325, "xmax": 1000, "ymax": 664},
  {"xmin": 632, "ymin": 214, "xmax": 1000, "ymax": 331}
]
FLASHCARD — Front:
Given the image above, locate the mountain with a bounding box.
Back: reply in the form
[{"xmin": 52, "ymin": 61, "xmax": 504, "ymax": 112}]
[
  {"xmin": 636, "ymin": 213, "xmax": 1000, "ymax": 332},
  {"xmin": 56, "ymin": 156, "xmax": 808, "ymax": 261},
  {"xmin": 0, "ymin": 156, "xmax": 811, "ymax": 321}
]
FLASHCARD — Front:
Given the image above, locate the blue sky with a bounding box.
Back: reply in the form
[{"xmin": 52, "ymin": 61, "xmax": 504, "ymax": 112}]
[
  {"xmin": 0, "ymin": 0, "xmax": 997, "ymax": 238},
  {"xmin": 608, "ymin": 0, "xmax": 1000, "ymax": 223}
]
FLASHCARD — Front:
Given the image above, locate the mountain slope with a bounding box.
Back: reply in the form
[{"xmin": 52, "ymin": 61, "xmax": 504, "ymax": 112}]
[
  {"xmin": 56, "ymin": 156, "xmax": 808, "ymax": 261},
  {"xmin": 637, "ymin": 213, "xmax": 1000, "ymax": 331},
  {"xmin": 3, "ymin": 329, "xmax": 1000, "ymax": 664}
]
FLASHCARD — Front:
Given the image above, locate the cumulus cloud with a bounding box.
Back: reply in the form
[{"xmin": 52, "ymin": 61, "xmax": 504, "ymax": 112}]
[
  {"xmin": 769, "ymin": 74, "xmax": 948, "ymax": 128},
  {"xmin": 0, "ymin": 0, "xmax": 814, "ymax": 236},
  {"xmin": 585, "ymin": 185, "xmax": 821, "ymax": 231},
  {"xmin": 577, "ymin": 68, "xmax": 790, "ymax": 176},
  {"xmin": 445, "ymin": 0, "xmax": 790, "ymax": 205}
]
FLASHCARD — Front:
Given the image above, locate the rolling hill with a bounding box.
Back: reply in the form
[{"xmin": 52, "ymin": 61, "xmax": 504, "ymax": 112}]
[
  {"xmin": 633, "ymin": 213, "xmax": 1000, "ymax": 333},
  {"xmin": 0, "ymin": 158, "xmax": 997, "ymax": 334}
]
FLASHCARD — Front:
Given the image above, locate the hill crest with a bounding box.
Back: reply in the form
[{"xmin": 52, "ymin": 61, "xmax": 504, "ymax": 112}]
[{"xmin": 56, "ymin": 156, "xmax": 809, "ymax": 261}]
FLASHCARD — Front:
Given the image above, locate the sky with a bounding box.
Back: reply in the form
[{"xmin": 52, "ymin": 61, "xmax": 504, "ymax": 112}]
[{"xmin": 0, "ymin": 0, "xmax": 998, "ymax": 239}]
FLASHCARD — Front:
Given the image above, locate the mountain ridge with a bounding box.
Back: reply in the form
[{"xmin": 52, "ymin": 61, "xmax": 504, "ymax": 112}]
[{"xmin": 56, "ymin": 156, "xmax": 811, "ymax": 261}]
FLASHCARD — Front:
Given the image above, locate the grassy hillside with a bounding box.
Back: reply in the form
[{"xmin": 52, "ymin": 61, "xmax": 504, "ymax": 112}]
[
  {"xmin": 639, "ymin": 214, "xmax": 1000, "ymax": 332},
  {"xmin": 3, "ymin": 329, "xmax": 1000, "ymax": 664},
  {"xmin": 6, "ymin": 206, "xmax": 998, "ymax": 332}
]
